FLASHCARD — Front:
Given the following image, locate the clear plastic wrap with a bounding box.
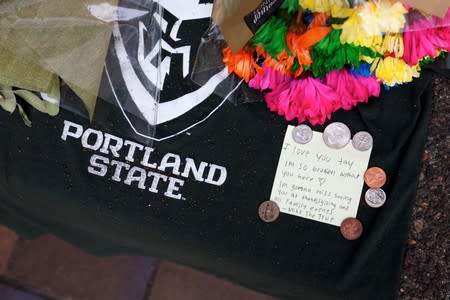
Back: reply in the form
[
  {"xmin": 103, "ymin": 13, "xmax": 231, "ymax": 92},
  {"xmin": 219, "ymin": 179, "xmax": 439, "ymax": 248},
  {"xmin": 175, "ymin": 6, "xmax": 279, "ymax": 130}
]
[
  {"xmin": 95, "ymin": 0, "xmax": 162, "ymax": 144},
  {"xmin": 191, "ymin": 20, "xmax": 264, "ymax": 106}
]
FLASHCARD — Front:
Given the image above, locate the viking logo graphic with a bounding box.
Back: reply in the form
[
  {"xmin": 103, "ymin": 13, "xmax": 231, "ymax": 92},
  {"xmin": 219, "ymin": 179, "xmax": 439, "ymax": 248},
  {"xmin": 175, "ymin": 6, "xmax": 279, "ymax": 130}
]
[{"xmin": 102, "ymin": 0, "xmax": 230, "ymax": 140}]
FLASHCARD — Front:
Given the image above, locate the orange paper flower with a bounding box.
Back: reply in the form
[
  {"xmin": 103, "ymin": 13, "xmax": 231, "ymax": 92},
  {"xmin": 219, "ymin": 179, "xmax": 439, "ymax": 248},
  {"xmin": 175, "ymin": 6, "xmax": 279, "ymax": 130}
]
[
  {"xmin": 223, "ymin": 45, "xmax": 261, "ymax": 82},
  {"xmin": 286, "ymin": 11, "xmax": 331, "ymax": 76}
]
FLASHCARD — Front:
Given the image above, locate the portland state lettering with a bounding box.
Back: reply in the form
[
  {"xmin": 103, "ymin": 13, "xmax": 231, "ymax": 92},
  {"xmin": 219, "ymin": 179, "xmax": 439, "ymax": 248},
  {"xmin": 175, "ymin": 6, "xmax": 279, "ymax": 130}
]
[{"xmin": 61, "ymin": 120, "xmax": 227, "ymax": 200}]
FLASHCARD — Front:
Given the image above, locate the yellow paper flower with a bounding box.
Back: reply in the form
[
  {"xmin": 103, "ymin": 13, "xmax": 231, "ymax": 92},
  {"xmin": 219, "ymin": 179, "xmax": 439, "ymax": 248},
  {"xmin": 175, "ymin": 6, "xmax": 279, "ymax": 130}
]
[
  {"xmin": 371, "ymin": 57, "xmax": 420, "ymax": 87},
  {"xmin": 330, "ymin": 5, "xmax": 353, "ymax": 18},
  {"xmin": 334, "ymin": 0, "xmax": 407, "ymax": 48},
  {"xmin": 380, "ymin": 33, "xmax": 404, "ymax": 57},
  {"xmin": 352, "ymin": 33, "xmax": 383, "ymax": 50},
  {"xmin": 299, "ymin": 0, "xmax": 350, "ymax": 17}
]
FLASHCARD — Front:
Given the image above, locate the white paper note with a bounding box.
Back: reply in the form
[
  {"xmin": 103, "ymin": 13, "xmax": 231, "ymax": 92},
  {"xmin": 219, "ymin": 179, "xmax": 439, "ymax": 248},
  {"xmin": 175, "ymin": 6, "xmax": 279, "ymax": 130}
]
[{"xmin": 270, "ymin": 126, "xmax": 372, "ymax": 226}]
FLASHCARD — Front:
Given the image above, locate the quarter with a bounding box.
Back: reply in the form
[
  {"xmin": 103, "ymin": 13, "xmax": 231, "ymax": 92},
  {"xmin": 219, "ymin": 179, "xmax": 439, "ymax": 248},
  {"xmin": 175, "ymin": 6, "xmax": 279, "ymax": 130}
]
[
  {"xmin": 322, "ymin": 122, "xmax": 351, "ymax": 149},
  {"xmin": 340, "ymin": 218, "xmax": 363, "ymax": 240},
  {"xmin": 352, "ymin": 131, "xmax": 373, "ymax": 151},
  {"xmin": 365, "ymin": 188, "xmax": 387, "ymax": 208},
  {"xmin": 292, "ymin": 124, "xmax": 313, "ymax": 144},
  {"xmin": 364, "ymin": 167, "xmax": 387, "ymax": 188},
  {"xmin": 258, "ymin": 201, "xmax": 280, "ymax": 223}
]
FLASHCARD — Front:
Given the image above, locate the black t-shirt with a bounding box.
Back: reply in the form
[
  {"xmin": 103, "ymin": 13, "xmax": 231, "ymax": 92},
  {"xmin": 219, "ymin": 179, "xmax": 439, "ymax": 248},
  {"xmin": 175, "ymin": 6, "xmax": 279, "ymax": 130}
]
[{"xmin": 0, "ymin": 1, "xmax": 446, "ymax": 299}]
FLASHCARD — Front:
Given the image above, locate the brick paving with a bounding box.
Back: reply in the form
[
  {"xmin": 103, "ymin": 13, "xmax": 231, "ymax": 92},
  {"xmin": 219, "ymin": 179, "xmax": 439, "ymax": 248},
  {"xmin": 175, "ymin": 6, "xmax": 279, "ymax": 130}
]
[
  {"xmin": 0, "ymin": 226, "xmax": 17, "ymax": 274},
  {"xmin": 0, "ymin": 231, "xmax": 272, "ymax": 300},
  {"xmin": 147, "ymin": 262, "xmax": 275, "ymax": 300},
  {"xmin": 1, "ymin": 234, "xmax": 157, "ymax": 300},
  {"xmin": 0, "ymin": 283, "xmax": 48, "ymax": 300}
]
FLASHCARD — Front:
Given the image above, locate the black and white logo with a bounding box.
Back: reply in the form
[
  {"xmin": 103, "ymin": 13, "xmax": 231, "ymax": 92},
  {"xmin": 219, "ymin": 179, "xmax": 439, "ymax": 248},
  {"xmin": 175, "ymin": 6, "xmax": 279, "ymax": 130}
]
[{"xmin": 102, "ymin": 0, "xmax": 230, "ymax": 141}]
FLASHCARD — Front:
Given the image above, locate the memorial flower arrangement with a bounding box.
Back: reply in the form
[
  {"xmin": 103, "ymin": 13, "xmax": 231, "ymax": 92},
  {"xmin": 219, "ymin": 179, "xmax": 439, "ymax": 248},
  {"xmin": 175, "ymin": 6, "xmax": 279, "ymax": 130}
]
[{"xmin": 223, "ymin": 0, "xmax": 450, "ymax": 125}]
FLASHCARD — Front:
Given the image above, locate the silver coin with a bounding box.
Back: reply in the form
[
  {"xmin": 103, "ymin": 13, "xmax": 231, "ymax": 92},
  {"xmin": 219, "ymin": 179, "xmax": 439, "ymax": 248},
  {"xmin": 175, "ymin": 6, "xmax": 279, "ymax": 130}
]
[
  {"xmin": 352, "ymin": 131, "xmax": 373, "ymax": 151},
  {"xmin": 292, "ymin": 125, "xmax": 313, "ymax": 144},
  {"xmin": 365, "ymin": 188, "xmax": 387, "ymax": 208},
  {"xmin": 322, "ymin": 122, "xmax": 351, "ymax": 149}
]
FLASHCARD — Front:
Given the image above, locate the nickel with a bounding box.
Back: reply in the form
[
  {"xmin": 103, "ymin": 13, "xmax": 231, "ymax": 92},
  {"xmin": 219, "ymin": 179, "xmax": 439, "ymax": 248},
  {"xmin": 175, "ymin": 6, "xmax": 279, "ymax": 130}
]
[
  {"xmin": 292, "ymin": 125, "xmax": 313, "ymax": 144},
  {"xmin": 323, "ymin": 122, "xmax": 351, "ymax": 149},
  {"xmin": 365, "ymin": 188, "xmax": 387, "ymax": 208},
  {"xmin": 364, "ymin": 167, "xmax": 387, "ymax": 188},
  {"xmin": 352, "ymin": 131, "xmax": 373, "ymax": 151},
  {"xmin": 258, "ymin": 201, "xmax": 280, "ymax": 223},
  {"xmin": 340, "ymin": 218, "xmax": 363, "ymax": 240}
]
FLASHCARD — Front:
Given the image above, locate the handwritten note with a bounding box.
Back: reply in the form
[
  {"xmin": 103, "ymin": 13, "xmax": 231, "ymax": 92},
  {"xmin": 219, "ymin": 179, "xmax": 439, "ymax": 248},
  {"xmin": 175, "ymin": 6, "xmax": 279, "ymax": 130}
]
[{"xmin": 270, "ymin": 126, "xmax": 372, "ymax": 226}]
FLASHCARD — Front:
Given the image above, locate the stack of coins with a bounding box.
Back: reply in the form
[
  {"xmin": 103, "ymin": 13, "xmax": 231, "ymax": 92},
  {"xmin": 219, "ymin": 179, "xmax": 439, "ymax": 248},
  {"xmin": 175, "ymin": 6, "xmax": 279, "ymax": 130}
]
[{"xmin": 364, "ymin": 167, "xmax": 388, "ymax": 208}]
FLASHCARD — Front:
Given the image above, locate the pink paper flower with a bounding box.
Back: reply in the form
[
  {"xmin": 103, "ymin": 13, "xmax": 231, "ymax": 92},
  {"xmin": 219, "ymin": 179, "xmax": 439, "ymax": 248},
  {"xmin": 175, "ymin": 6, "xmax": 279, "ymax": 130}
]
[
  {"xmin": 264, "ymin": 77, "xmax": 341, "ymax": 125},
  {"xmin": 325, "ymin": 69, "xmax": 380, "ymax": 110},
  {"xmin": 265, "ymin": 81, "xmax": 296, "ymax": 120},
  {"xmin": 249, "ymin": 64, "xmax": 292, "ymax": 91},
  {"xmin": 297, "ymin": 77, "xmax": 340, "ymax": 125},
  {"xmin": 403, "ymin": 10, "xmax": 450, "ymax": 66},
  {"xmin": 432, "ymin": 7, "xmax": 450, "ymax": 51}
]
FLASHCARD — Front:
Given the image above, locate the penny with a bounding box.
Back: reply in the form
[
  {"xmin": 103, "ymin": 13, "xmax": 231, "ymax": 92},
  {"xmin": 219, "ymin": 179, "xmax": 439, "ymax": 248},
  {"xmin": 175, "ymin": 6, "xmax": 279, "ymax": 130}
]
[
  {"xmin": 340, "ymin": 218, "xmax": 363, "ymax": 240},
  {"xmin": 364, "ymin": 167, "xmax": 387, "ymax": 188},
  {"xmin": 258, "ymin": 201, "xmax": 280, "ymax": 223},
  {"xmin": 352, "ymin": 131, "xmax": 373, "ymax": 151},
  {"xmin": 365, "ymin": 188, "xmax": 387, "ymax": 208},
  {"xmin": 322, "ymin": 122, "xmax": 351, "ymax": 149},
  {"xmin": 292, "ymin": 124, "xmax": 313, "ymax": 144}
]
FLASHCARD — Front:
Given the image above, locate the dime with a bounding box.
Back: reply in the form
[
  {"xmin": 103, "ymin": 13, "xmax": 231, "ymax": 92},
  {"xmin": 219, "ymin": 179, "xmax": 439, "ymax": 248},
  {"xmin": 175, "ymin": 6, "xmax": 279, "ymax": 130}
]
[
  {"xmin": 292, "ymin": 124, "xmax": 313, "ymax": 144},
  {"xmin": 352, "ymin": 131, "xmax": 373, "ymax": 151},
  {"xmin": 364, "ymin": 167, "xmax": 387, "ymax": 188},
  {"xmin": 322, "ymin": 122, "xmax": 351, "ymax": 149},
  {"xmin": 340, "ymin": 218, "xmax": 363, "ymax": 240},
  {"xmin": 365, "ymin": 188, "xmax": 387, "ymax": 208},
  {"xmin": 258, "ymin": 201, "xmax": 280, "ymax": 223}
]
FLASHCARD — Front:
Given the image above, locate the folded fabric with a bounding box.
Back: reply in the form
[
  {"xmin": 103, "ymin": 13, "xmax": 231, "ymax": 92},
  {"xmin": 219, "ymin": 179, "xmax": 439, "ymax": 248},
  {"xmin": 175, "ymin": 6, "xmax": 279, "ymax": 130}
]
[{"xmin": 0, "ymin": 0, "xmax": 118, "ymax": 118}]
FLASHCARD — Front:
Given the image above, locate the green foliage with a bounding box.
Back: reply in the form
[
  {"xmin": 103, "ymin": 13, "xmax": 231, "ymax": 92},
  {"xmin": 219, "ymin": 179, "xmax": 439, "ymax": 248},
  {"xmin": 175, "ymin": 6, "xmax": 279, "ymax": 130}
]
[
  {"xmin": 281, "ymin": 0, "xmax": 299, "ymax": 14},
  {"xmin": 252, "ymin": 13, "xmax": 292, "ymax": 59},
  {"xmin": 311, "ymin": 30, "xmax": 379, "ymax": 77}
]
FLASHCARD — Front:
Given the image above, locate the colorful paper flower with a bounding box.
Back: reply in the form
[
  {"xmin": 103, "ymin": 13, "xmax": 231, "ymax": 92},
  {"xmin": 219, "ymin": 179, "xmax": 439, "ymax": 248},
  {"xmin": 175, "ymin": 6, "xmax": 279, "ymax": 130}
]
[
  {"xmin": 380, "ymin": 33, "xmax": 404, "ymax": 58},
  {"xmin": 286, "ymin": 11, "xmax": 331, "ymax": 76},
  {"xmin": 223, "ymin": 45, "xmax": 261, "ymax": 82},
  {"xmin": 249, "ymin": 64, "xmax": 292, "ymax": 91},
  {"xmin": 335, "ymin": 0, "xmax": 407, "ymax": 48},
  {"xmin": 265, "ymin": 77, "xmax": 340, "ymax": 125},
  {"xmin": 432, "ymin": 7, "xmax": 450, "ymax": 48},
  {"xmin": 403, "ymin": 10, "xmax": 450, "ymax": 65},
  {"xmin": 311, "ymin": 29, "xmax": 377, "ymax": 77},
  {"xmin": 252, "ymin": 15, "xmax": 290, "ymax": 59},
  {"xmin": 222, "ymin": 0, "xmax": 450, "ymax": 125},
  {"xmin": 299, "ymin": 0, "xmax": 350, "ymax": 17},
  {"xmin": 292, "ymin": 77, "xmax": 341, "ymax": 125},
  {"xmin": 259, "ymin": 47, "xmax": 296, "ymax": 76},
  {"xmin": 371, "ymin": 57, "xmax": 420, "ymax": 87},
  {"xmin": 281, "ymin": 0, "xmax": 300, "ymax": 14},
  {"xmin": 325, "ymin": 69, "xmax": 381, "ymax": 109}
]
